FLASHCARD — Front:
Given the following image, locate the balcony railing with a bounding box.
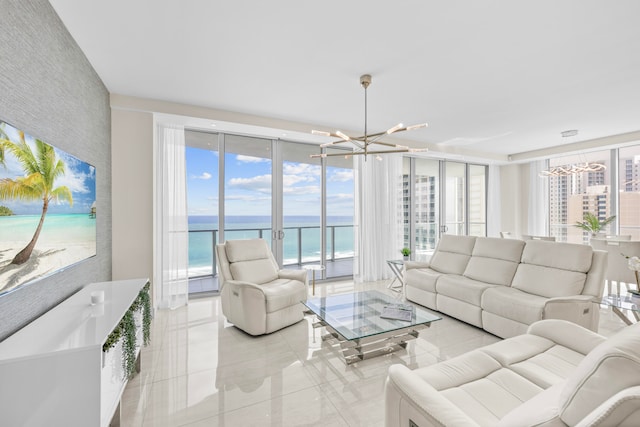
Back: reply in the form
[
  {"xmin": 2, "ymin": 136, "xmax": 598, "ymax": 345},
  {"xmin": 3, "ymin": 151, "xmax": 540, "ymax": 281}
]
[{"xmin": 188, "ymin": 225, "xmax": 354, "ymax": 279}]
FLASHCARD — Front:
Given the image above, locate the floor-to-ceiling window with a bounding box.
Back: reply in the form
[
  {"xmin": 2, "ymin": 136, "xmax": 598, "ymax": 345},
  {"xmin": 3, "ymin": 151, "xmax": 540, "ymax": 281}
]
[
  {"xmin": 280, "ymin": 141, "xmax": 322, "ymax": 267},
  {"xmin": 444, "ymin": 162, "xmax": 466, "ymax": 235},
  {"xmin": 185, "ymin": 131, "xmax": 355, "ymax": 294},
  {"xmin": 548, "ymin": 149, "xmax": 612, "ymax": 243},
  {"xmin": 403, "ymin": 157, "xmax": 487, "ymax": 261},
  {"xmin": 547, "ymin": 145, "xmax": 640, "ymax": 243},
  {"xmin": 469, "ymin": 164, "xmax": 487, "ymax": 236},
  {"xmin": 618, "ymin": 145, "xmax": 640, "ymax": 240},
  {"xmin": 185, "ymin": 131, "xmax": 219, "ymax": 294},
  {"xmin": 325, "ymin": 148, "xmax": 355, "ymax": 279}
]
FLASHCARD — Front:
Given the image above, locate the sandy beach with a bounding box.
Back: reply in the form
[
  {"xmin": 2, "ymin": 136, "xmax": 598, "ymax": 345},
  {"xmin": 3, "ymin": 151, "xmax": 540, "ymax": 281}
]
[{"xmin": 0, "ymin": 241, "xmax": 96, "ymax": 294}]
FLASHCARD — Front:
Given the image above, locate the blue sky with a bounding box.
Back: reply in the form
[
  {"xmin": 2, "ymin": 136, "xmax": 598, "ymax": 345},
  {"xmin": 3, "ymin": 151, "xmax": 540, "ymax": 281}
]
[
  {"xmin": 186, "ymin": 146, "xmax": 354, "ymax": 217},
  {"xmin": 0, "ymin": 121, "xmax": 96, "ymax": 215}
]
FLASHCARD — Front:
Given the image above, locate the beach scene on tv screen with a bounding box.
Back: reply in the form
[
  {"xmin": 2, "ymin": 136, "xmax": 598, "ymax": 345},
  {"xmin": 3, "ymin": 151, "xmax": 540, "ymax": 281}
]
[{"xmin": 0, "ymin": 120, "xmax": 96, "ymax": 295}]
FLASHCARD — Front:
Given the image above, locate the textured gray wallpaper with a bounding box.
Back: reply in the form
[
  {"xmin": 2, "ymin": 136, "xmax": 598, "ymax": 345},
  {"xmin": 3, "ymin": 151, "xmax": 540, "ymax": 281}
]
[{"xmin": 0, "ymin": 0, "xmax": 111, "ymax": 340}]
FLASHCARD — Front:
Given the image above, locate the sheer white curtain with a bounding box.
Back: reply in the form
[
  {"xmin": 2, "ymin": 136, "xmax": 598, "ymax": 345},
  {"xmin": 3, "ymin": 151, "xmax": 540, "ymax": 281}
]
[
  {"xmin": 487, "ymin": 164, "xmax": 502, "ymax": 237},
  {"xmin": 154, "ymin": 123, "xmax": 188, "ymax": 309},
  {"xmin": 528, "ymin": 160, "xmax": 549, "ymax": 236},
  {"xmin": 353, "ymin": 154, "xmax": 404, "ymax": 283}
]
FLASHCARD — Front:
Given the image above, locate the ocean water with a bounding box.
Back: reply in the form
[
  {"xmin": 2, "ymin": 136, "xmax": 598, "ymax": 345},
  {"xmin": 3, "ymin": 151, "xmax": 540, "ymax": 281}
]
[
  {"xmin": 0, "ymin": 213, "xmax": 97, "ymax": 246},
  {"xmin": 188, "ymin": 215, "xmax": 354, "ymax": 275}
]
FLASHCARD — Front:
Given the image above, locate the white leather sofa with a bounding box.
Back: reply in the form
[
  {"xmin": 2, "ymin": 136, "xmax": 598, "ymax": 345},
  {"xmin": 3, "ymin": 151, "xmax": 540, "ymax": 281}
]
[
  {"xmin": 385, "ymin": 319, "xmax": 640, "ymax": 427},
  {"xmin": 405, "ymin": 235, "xmax": 607, "ymax": 338},
  {"xmin": 215, "ymin": 239, "xmax": 308, "ymax": 335}
]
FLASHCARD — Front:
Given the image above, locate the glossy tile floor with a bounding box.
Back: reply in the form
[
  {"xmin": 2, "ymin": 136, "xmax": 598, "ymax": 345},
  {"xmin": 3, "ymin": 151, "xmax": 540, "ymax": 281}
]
[{"xmin": 120, "ymin": 280, "xmax": 628, "ymax": 427}]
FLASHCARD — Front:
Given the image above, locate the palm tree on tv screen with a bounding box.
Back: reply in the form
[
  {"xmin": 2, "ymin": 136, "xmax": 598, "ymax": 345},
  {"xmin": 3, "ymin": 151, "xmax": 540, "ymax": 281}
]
[{"xmin": 0, "ymin": 129, "xmax": 73, "ymax": 265}]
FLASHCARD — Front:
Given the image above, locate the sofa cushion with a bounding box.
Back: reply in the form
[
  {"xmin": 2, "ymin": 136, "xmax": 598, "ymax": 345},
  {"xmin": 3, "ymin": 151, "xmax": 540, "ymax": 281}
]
[
  {"xmin": 417, "ymin": 349, "xmax": 502, "ymax": 389},
  {"xmin": 225, "ymin": 238, "xmax": 272, "ymax": 262},
  {"xmin": 481, "ymin": 286, "xmax": 547, "ymax": 325},
  {"xmin": 429, "ymin": 234, "xmax": 476, "ymax": 274},
  {"xmin": 559, "ymin": 322, "xmax": 640, "ymax": 426},
  {"xmin": 509, "ymin": 241, "xmax": 593, "ymax": 298},
  {"xmin": 230, "ymin": 259, "xmax": 279, "ymax": 284},
  {"xmin": 440, "ymin": 369, "xmax": 543, "ymax": 425},
  {"xmin": 511, "ymin": 264, "xmax": 586, "ymax": 298},
  {"xmin": 521, "ymin": 240, "xmax": 594, "ymax": 273},
  {"xmin": 404, "ymin": 267, "xmax": 442, "ymax": 293},
  {"xmin": 463, "ymin": 237, "xmax": 525, "ymax": 286},
  {"xmin": 437, "ymin": 274, "xmax": 497, "ymax": 306},
  {"xmin": 414, "ymin": 332, "xmax": 553, "ymax": 425},
  {"xmin": 260, "ymin": 279, "xmax": 307, "ymax": 313}
]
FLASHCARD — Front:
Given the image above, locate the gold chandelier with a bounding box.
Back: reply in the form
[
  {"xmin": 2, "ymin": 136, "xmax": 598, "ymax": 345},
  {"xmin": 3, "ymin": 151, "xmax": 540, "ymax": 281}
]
[{"xmin": 311, "ymin": 74, "xmax": 428, "ymax": 159}]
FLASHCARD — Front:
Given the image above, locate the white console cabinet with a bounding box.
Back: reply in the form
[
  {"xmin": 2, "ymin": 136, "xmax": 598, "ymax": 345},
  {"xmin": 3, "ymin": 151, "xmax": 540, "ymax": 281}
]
[{"xmin": 0, "ymin": 278, "xmax": 150, "ymax": 427}]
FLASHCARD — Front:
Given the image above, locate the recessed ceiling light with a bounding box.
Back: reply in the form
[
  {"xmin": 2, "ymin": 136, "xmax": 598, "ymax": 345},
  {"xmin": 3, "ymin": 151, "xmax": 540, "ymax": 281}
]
[
  {"xmin": 210, "ymin": 123, "xmax": 217, "ymax": 127},
  {"xmin": 561, "ymin": 129, "xmax": 578, "ymax": 137}
]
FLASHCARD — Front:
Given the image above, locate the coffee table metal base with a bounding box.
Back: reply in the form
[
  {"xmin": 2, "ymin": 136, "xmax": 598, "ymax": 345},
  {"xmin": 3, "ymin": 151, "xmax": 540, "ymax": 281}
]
[{"xmin": 311, "ymin": 317, "xmax": 428, "ymax": 364}]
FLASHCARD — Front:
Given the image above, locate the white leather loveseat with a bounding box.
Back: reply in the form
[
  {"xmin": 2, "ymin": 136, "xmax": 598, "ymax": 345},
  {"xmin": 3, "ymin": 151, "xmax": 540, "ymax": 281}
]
[
  {"xmin": 385, "ymin": 319, "xmax": 640, "ymax": 426},
  {"xmin": 405, "ymin": 235, "xmax": 607, "ymax": 338}
]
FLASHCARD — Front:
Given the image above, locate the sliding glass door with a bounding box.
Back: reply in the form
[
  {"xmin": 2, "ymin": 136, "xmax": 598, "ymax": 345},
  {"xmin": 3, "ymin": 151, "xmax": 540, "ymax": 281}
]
[
  {"xmin": 185, "ymin": 132, "xmax": 354, "ymax": 294},
  {"xmin": 279, "ymin": 142, "xmax": 322, "ymax": 267},
  {"xmin": 325, "ymin": 148, "xmax": 354, "ymax": 279}
]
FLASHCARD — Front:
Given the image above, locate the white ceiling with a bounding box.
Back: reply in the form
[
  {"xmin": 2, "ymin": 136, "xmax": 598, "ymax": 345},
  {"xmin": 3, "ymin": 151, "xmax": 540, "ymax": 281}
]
[{"xmin": 49, "ymin": 0, "xmax": 640, "ymax": 160}]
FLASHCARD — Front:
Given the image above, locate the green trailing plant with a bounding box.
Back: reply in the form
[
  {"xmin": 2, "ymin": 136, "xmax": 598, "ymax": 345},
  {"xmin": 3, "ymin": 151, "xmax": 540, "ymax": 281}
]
[
  {"xmin": 574, "ymin": 212, "xmax": 616, "ymax": 236},
  {"xmin": 102, "ymin": 283, "xmax": 152, "ymax": 378},
  {"xmin": 121, "ymin": 310, "xmax": 137, "ymax": 378}
]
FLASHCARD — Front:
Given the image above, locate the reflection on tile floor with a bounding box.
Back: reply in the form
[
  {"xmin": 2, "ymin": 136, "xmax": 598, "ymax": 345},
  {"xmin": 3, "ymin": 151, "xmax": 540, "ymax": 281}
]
[{"xmin": 120, "ymin": 280, "xmax": 628, "ymax": 427}]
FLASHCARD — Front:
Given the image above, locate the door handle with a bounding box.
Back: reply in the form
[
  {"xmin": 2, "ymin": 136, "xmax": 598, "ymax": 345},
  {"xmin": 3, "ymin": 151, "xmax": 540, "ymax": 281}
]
[
  {"xmin": 272, "ymin": 230, "xmax": 277, "ymax": 240},
  {"xmin": 278, "ymin": 230, "xmax": 285, "ymax": 239}
]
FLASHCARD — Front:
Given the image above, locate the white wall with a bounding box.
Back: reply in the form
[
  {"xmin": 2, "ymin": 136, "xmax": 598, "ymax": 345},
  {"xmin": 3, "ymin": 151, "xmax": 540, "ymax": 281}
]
[{"xmin": 111, "ymin": 108, "xmax": 153, "ymax": 281}]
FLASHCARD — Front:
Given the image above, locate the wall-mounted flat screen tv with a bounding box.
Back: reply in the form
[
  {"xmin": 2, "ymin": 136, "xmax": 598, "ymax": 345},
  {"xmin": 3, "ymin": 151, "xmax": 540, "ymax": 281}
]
[{"xmin": 0, "ymin": 120, "xmax": 96, "ymax": 296}]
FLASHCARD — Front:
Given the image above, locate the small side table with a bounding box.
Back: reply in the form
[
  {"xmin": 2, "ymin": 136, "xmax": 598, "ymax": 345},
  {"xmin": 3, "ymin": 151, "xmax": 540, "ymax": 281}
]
[
  {"xmin": 386, "ymin": 259, "xmax": 405, "ymax": 293},
  {"xmin": 303, "ymin": 264, "xmax": 325, "ymax": 295}
]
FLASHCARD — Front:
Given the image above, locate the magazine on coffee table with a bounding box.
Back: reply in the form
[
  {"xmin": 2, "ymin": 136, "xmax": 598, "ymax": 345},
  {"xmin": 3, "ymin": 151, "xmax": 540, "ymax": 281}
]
[{"xmin": 380, "ymin": 303, "xmax": 414, "ymax": 322}]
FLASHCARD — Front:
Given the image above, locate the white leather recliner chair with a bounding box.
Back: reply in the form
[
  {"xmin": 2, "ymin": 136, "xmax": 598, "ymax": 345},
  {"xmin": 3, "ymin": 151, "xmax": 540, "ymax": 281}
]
[{"xmin": 215, "ymin": 238, "xmax": 308, "ymax": 335}]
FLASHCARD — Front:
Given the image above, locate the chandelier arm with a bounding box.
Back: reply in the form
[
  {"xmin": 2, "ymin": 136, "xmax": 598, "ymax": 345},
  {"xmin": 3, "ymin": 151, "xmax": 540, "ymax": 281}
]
[
  {"xmin": 320, "ymin": 139, "xmax": 350, "ymax": 148},
  {"xmin": 369, "ymin": 140, "xmax": 408, "ymax": 149}
]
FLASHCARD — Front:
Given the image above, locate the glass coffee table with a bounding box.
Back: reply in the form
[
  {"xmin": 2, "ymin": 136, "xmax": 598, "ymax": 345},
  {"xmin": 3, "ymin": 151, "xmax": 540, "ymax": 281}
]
[
  {"xmin": 303, "ymin": 290, "xmax": 441, "ymax": 364},
  {"xmin": 601, "ymin": 294, "xmax": 640, "ymax": 325}
]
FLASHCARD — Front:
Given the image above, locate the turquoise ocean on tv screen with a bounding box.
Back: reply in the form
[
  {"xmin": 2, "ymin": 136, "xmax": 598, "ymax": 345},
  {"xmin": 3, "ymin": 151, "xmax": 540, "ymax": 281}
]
[
  {"xmin": 188, "ymin": 215, "xmax": 354, "ymax": 276},
  {"xmin": 0, "ymin": 214, "xmax": 96, "ymax": 244}
]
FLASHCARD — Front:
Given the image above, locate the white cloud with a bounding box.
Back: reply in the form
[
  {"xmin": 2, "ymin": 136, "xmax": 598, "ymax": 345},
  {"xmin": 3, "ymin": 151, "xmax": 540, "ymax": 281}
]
[
  {"xmin": 236, "ymin": 155, "xmax": 270, "ymax": 163},
  {"xmin": 283, "ymin": 163, "xmax": 321, "ymax": 176},
  {"xmin": 328, "ymin": 193, "xmax": 354, "ymax": 201},
  {"xmin": 225, "ymin": 194, "xmax": 271, "ymax": 202},
  {"xmin": 282, "ymin": 174, "xmax": 315, "ymax": 186},
  {"xmin": 328, "ymin": 170, "xmax": 354, "ymax": 182},
  {"xmin": 283, "ymin": 185, "xmax": 320, "ymax": 195},
  {"xmin": 55, "ymin": 169, "xmax": 92, "ymax": 194},
  {"xmin": 228, "ymin": 174, "xmax": 272, "ymax": 193},
  {"xmin": 191, "ymin": 172, "xmax": 212, "ymax": 180}
]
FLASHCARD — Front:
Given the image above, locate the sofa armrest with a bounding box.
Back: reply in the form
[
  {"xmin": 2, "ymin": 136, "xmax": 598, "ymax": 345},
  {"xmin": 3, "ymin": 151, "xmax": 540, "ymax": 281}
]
[
  {"xmin": 278, "ymin": 269, "xmax": 309, "ymax": 286},
  {"xmin": 385, "ymin": 364, "xmax": 480, "ymax": 427},
  {"xmin": 225, "ymin": 279, "xmax": 266, "ymax": 292},
  {"xmin": 527, "ymin": 319, "xmax": 605, "ymax": 355},
  {"xmin": 542, "ymin": 295, "xmax": 601, "ymax": 332},
  {"xmin": 404, "ymin": 261, "xmax": 431, "ymax": 270},
  {"xmin": 575, "ymin": 386, "xmax": 640, "ymax": 427}
]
